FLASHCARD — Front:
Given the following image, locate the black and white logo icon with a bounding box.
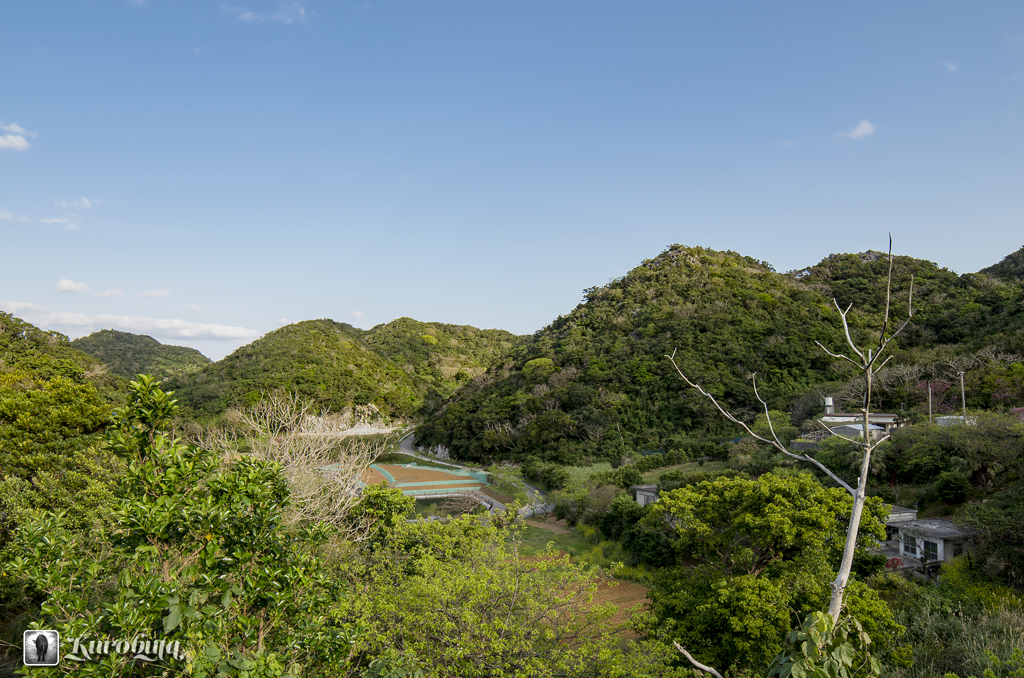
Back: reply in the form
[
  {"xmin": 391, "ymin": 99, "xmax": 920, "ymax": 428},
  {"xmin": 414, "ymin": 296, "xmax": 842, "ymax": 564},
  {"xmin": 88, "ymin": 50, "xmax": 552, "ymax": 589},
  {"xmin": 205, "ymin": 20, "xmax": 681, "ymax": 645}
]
[{"xmin": 23, "ymin": 630, "xmax": 60, "ymax": 667}]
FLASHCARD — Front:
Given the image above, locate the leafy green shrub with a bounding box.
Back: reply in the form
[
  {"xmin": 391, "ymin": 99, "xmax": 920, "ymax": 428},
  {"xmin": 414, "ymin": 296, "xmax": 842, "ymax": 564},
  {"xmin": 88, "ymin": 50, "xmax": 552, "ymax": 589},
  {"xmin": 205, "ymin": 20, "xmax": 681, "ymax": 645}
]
[
  {"xmin": 938, "ymin": 556, "xmax": 1024, "ymax": 612},
  {"xmin": 934, "ymin": 471, "xmax": 971, "ymax": 504}
]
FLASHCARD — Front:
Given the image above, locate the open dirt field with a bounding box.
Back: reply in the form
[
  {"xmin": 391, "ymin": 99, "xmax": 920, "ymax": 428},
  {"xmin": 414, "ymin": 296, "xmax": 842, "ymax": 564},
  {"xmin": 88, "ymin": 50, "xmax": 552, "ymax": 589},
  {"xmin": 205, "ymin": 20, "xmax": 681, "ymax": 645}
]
[
  {"xmin": 525, "ymin": 518, "xmax": 571, "ymax": 535},
  {"xmin": 360, "ymin": 467, "xmax": 387, "ymax": 485},
  {"xmin": 591, "ymin": 579, "xmax": 649, "ymax": 630}
]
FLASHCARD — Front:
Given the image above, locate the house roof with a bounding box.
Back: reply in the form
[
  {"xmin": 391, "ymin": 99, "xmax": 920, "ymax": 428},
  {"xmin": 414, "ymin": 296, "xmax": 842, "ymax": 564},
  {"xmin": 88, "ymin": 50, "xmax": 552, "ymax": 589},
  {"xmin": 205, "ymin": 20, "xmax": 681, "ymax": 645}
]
[
  {"xmin": 630, "ymin": 484, "xmax": 658, "ymax": 492},
  {"xmin": 821, "ymin": 414, "xmax": 898, "ymax": 423},
  {"xmin": 831, "ymin": 423, "xmax": 886, "ymax": 432},
  {"xmin": 899, "ymin": 519, "xmax": 972, "ymax": 540}
]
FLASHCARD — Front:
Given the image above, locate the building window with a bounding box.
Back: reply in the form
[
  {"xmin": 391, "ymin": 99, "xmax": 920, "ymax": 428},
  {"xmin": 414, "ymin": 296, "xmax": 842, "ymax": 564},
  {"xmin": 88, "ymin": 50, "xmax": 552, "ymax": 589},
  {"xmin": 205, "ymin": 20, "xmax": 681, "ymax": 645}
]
[
  {"xmin": 903, "ymin": 534, "xmax": 917, "ymax": 557},
  {"xmin": 886, "ymin": 526, "xmax": 899, "ymax": 541},
  {"xmin": 923, "ymin": 541, "xmax": 939, "ymax": 562}
]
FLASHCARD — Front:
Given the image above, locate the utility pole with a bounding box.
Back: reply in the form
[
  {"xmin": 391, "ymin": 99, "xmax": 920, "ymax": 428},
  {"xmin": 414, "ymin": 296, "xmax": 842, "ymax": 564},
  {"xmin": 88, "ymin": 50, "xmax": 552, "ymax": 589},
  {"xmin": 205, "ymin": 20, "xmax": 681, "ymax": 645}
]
[
  {"xmin": 928, "ymin": 380, "xmax": 932, "ymax": 424},
  {"xmin": 958, "ymin": 371, "xmax": 966, "ymax": 422}
]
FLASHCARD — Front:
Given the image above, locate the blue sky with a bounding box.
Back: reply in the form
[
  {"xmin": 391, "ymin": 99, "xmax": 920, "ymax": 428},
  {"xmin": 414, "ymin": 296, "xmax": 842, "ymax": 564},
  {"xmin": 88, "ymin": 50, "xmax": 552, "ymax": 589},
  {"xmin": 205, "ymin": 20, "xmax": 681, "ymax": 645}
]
[{"xmin": 2, "ymin": 1, "xmax": 1023, "ymax": 360}]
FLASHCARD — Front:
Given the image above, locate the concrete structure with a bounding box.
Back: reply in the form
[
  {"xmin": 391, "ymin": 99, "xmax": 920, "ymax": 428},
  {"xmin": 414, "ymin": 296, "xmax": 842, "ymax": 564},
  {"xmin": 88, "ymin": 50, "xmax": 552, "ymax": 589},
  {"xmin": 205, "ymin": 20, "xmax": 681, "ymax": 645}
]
[
  {"xmin": 631, "ymin": 484, "xmax": 659, "ymax": 507},
  {"xmin": 829, "ymin": 423, "xmax": 887, "ymax": 441},
  {"xmin": 897, "ymin": 519, "xmax": 973, "ymax": 564},
  {"xmin": 819, "ymin": 413, "xmax": 900, "ymax": 434}
]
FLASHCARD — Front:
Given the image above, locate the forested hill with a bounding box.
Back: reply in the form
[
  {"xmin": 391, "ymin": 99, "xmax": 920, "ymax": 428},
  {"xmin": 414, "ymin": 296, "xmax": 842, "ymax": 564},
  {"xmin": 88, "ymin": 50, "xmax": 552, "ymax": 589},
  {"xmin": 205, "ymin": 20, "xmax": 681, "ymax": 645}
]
[
  {"xmin": 797, "ymin": 248, "xmax": 1024, "ymax": 350},
  {"xmin": 0, "ymin": 312, "xmax": 123, "ymax": 400},
  {"xmin": 171, "ymin": 318, "xmax": 524, "ymax": 419},
  {"xmin": 71, "ymin": 329, "xmax": 211, "ymax": 380},
  {"xmin": 415, "ymin": 244, "xmax": 1024, "ymax": 465},
  {"xmin": 981, "ymin": 245, "xmax": 1024, "ymax": 283}
]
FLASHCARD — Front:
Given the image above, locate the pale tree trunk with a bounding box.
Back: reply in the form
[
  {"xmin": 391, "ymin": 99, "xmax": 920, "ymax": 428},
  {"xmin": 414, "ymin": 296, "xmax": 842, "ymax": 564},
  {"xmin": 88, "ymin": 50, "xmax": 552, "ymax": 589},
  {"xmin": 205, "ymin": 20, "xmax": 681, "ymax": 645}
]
[{"xmin": 667, "ymin": 238, "xmax": 913, "ymax": 672}]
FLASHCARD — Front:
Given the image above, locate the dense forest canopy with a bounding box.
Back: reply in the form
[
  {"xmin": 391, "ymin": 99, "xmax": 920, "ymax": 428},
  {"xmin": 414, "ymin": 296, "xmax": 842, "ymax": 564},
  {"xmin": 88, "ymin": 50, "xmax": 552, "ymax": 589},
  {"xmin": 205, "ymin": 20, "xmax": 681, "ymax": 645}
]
[
  {"xmin": 415, "ymin": 244, "xmax": 1024, "ymax": 465},
  {"xmin": 168, "ymin": 317, "xmax": 524, "ymax": 419},
  {"xmin": 71, "ymin": 329, "xmax": 211, "ymax": 380}
]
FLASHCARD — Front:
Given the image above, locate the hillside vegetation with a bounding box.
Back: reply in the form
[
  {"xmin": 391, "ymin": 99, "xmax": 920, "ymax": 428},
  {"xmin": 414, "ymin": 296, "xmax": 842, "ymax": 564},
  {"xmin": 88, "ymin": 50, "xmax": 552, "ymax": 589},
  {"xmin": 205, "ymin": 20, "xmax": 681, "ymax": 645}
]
[
  {"xmin": 416, "ymin": 245, "xmax": 1024, "ymax": 465},
  {"xmin": 171, "ymin": 318, "xmax": 523, "ymax": 419},
  {"xmin": 71, "ymin": 329, "xmax": 211, "ymax": 380}
]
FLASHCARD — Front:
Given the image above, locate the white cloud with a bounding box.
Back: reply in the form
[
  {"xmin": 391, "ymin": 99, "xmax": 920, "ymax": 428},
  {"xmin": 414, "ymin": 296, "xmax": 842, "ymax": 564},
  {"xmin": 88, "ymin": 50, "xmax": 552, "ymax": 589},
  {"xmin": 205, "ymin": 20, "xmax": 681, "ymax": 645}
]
[
  {"xmin": 185, "ymin": 303, "xmax": 204, "ymax": 312},
  {"xmin": 278, "ymin": 317, "xmax": 291, "ymax": 325},
  {"xmin": 96, "ymin": 289, "xmax": 124, "ymax": 297},
  {"xmin": 55, "ymin": 279, "xmax": 90, "ymax": 293},
  {"xmin": 0, "ymin": 135, "xmax": 30, "ymax": 151},
  {"xmin": 55, "ymin": 197, "xmax": 101, "ymax": 211},
  {"xmin": 0, "ymin": 301, "xmax": 262, "ymax": 341},
  {"xmin": 942, "ymin": 61, "xmax": 959, "ymax": 74},
  {"xmin": 838, "ymin": 120, "xmax": 875, "ymax": 139},
  {"xmin": 351, "ymin": 311, "xmax": 365, "ymax": 318},
  {"xmin": 140, "ymin": 288, "xmax": 170, "ymax": 298},
  {"xmin": 0, "ymin": 122, "xmax": 30, "ymax": 135},
  {"xmin": 41, "ymin": 217, "xmax": 79, "ymax": 230}
]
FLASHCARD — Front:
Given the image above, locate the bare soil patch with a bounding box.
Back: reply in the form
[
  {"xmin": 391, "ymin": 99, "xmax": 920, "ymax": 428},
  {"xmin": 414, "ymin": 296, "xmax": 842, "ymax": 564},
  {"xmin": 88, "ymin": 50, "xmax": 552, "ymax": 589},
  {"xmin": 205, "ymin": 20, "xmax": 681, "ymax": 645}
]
[
  {"xmin": 591, "ymin": 579, "xmax": 649, "ymax": 633},
  {"xmin": 526, "ymin": 519, "xmax": 571, "ymax": 535}
]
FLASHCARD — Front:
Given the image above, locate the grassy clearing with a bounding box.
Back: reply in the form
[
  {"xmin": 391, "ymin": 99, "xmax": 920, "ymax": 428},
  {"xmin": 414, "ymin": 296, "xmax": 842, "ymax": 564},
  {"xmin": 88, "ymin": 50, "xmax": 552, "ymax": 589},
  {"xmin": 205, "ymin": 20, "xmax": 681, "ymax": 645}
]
[
  {"xmin": 484, "ymin": 469, "xmax": 530, "ymax": 503},
  {"xmin": 641, "ymin": 460, "xmax": 728, "ymax": 483},
  {"xmin": 564, "ymin": 462, "xmax": 614, "ymax": 491},
  {"xmin": 412, "ymin": 498, "xmax": 486, "ymax": 518}
]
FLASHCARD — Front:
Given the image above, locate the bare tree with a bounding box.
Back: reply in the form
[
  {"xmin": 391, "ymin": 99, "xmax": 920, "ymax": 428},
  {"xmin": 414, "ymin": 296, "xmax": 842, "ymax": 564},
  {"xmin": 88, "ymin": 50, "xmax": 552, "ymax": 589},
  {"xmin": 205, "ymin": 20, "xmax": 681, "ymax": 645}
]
[
  {"xmin": 665, "ymin": 238, "xmax": 913, "ymax": 675},
  {"xmin": 202, "ymin": 391, "xmax": 389, "ymax": 537},
  {"xmin": 438, "ymin": 490, "xmax": 491, "ymax": 516}
]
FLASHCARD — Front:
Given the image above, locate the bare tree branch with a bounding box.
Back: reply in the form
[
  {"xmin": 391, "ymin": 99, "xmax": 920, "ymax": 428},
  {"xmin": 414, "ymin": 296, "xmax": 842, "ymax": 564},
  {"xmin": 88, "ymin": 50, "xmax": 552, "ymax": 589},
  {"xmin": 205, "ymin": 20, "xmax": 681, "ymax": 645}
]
[
  {"xmin": 673, "ymin": 642, "xmax": 724, "ymax": 678},
  {"xmin": 666, "ymin": 352, "xmax": 855, "ymax": 495}
]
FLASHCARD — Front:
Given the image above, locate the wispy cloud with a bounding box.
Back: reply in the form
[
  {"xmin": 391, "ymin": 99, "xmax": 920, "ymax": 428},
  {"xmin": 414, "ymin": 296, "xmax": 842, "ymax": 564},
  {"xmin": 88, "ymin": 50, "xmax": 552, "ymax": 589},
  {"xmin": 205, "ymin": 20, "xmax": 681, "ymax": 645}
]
[
  {"xmin": 0, "ymin": 122, "xmax": 34, "ymax": 152},
  {"xmin": 0, "ymin": 301, "xmax": 262, "ymax": 341},
  {"xmin": 140, "ymin": 288, "xmax": 170, "ymax": 298},
  {"xmin": 96, "ymin": 289, "xmax": 124, "ymax": 297},
  {"xmin": 231, "ymin": 1, "xmax": 308, "ymax": 24},
  {"xmin": 351, "ymin": 311, "xmax": 365, "ymax": 318},
  {"xmin": 56, "ymin": 279, "xmax": 90, "ymax": 293},
  {"xmin": 0, "ymin": 122, "xmax": 30, "ymax": 135},
  {"xmin": 55, "ymin": 197, "xmax": 101, "ymax": 211},
  {"xmin": 185, "ymin": 303, "xmax": 204, "ymax": 312},
  {"xmin": 41, "ymin": 217, "xmax": 80, "ymax": 230},
  {"xmin": 942, "ymin": 61, "xmax": 960, "ymax": 74},
  {"xmin": 838, "ymin": 120, "xmax": 875, "ymax": 139},
  {"xmin": 0, "ymin": 208, "xmax": 30, "ymax": 223}
]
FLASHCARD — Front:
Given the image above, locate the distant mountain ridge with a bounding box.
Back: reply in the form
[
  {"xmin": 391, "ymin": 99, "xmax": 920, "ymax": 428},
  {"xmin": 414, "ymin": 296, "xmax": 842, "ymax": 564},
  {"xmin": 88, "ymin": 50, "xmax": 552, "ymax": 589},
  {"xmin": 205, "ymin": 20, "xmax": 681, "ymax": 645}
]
[
  {"xmin": 170, "ymin": 318, "xmax": 525, "ymax": 419},
  {"xmin": 71, "ymin": 329, "xmax": 211, "ymax": 380}
]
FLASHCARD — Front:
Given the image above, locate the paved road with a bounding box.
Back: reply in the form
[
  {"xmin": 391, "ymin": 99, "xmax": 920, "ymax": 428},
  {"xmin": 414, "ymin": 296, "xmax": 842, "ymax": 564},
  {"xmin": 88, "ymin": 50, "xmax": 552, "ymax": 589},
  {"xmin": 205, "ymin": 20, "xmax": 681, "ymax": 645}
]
[{"xmin": 396, "ymin": 433, "xmax": 551, "ymax": 516}]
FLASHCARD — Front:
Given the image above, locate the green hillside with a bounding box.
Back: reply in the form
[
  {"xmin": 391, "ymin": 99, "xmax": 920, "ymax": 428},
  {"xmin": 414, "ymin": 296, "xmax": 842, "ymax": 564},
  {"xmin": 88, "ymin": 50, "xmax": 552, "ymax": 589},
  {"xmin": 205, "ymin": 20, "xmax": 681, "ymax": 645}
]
[
  {"xmin": 415, "ymin": 244, "xmax": 1024, "ymax": 465},
  {"xmin": 416, "ymin": 246, "xmax": 851, "ymax": 464},
  {"xmin": 172, "ymin": 317, "xmax": 524, "ymax": 420},
  {"xmin": 0, "ymin": 311, "xmax": 123, "ymax": 399},
  {"xmin": 798, "ymin": 249, "xmax": 1024, "ymax": 351},
  {"xmin": 364, "ymin": 317, "xmax": 524, "ymax": 404},
  {"xmin": 172, "ymin": 319, "xmax": 421, "ymax": 418},
  {"xmin": 980, "ymin": 244, "xmax": 1024, "ymax": 283},
  {"xmin": 71, "ymin": 329, "xmax": 211, "ymax": 380}
]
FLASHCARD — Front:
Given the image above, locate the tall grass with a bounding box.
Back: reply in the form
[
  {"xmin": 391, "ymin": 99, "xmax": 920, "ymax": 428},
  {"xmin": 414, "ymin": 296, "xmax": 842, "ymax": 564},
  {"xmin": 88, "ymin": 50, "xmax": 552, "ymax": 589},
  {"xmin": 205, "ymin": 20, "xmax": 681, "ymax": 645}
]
[{"xmin": 563, "ymin": 462, "xmax": 614, "ymax": 491}]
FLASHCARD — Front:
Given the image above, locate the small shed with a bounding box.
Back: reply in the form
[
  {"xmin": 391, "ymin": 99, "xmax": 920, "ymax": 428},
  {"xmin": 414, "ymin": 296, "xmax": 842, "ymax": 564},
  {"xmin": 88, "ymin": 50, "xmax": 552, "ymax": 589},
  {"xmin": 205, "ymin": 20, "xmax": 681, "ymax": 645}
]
[
  {"xmin": 898, "ymin": 519, "xmax": 973, "ymax": 564},
  {"xmin": 631, "ymin": 484, "xmax": 659, "ymax": 507}
]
